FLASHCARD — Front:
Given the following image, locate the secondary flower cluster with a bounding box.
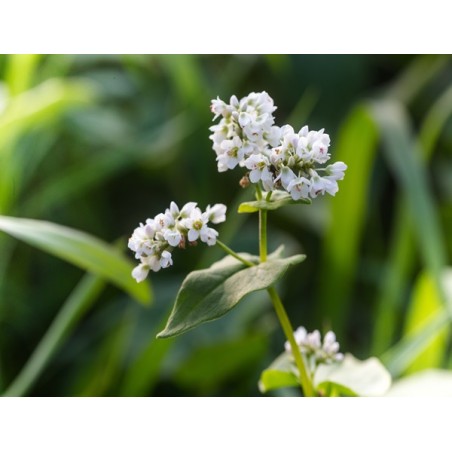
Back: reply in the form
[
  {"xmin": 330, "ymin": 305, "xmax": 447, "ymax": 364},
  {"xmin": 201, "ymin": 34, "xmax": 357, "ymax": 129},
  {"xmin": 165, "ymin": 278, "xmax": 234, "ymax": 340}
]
[
  {"xmin": 210, "ymin": 91, "xmax": 347, "ymax": 200},
  {"xmin": 285, "ymin": 326, "xmax": 344, "ymax": 366},
  {"xmin": 128, "ymin": 202, "xmax": 226, "ymax": 282}
]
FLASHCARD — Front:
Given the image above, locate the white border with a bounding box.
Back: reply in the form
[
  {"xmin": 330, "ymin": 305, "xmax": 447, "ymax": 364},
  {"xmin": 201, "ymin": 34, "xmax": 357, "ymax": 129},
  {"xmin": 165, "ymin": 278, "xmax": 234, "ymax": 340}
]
[
  {"xmin": 0, "ymin": 397, "xmax": 450, "ymax": 451},
  {"xmin": 0, "ymin": 1, "xmax": 449, "ymax": 53}
]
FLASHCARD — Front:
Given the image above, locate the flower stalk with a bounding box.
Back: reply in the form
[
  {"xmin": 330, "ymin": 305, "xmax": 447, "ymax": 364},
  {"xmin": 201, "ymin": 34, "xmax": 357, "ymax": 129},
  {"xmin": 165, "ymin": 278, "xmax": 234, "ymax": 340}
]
[{"xmin": 257, "ymin": 182, "xmax": 315, "ymax": 396}]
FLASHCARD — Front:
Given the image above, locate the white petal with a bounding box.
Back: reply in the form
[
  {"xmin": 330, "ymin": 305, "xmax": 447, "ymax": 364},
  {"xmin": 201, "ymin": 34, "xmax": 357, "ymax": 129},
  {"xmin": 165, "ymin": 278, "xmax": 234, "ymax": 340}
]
[
  {"xmin": 180, "ymin": 202, "xmax": 197, "ymax": 218},
  {"xmin": 206, "ymin": 204, "xmax": 227, "ymax": 224},
  {"xmin": 132, "ymin": 264, "xmax": 149, "ymax": 282},
  {"xmin": 188, "ymin": 229, "xmax": 199, "ymax": 242},
  {"xmin": 249, "ymin": 169, "xmax": 261, "ymax": 183},
  {"xmin": 164, "ymin": 229, "xmax": 182, "ymax": 247}
]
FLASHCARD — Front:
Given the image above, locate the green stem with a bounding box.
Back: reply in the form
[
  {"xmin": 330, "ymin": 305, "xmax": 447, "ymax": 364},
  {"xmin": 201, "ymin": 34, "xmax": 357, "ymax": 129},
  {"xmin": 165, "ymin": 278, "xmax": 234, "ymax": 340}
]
[
  {"xmin": 267, "ymin": 287, "xmax": 315, "ymax": 396},
  {"xmin": 216, "ymin": 240, "xmax": 254, "ymax": 267},
  {"xmin": 258, "ymin": 204, "xmax": 315, "ymax": 397},
  {"xmin": 2, "ymin": 273, "xmax": 105, "ymax": 397},
  {"xmin": 255, "ymin": 183, "xmax": 263, "ymax": 200},
  {"xmin": 259, "ymin": 209, "xmax": 268, "ymax": 263}
]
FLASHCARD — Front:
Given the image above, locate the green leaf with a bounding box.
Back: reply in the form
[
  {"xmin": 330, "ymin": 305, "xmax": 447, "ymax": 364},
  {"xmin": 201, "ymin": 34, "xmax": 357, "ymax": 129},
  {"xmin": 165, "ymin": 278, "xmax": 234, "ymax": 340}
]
[
  {"xmin": 403, "ymin": 270, "xmax": 450, "ymax": 374},
  {"xmin": 259, "ymin": 352, "xmax": 299, "ymax": 393},
  {"xmin": 381, "ymin": 310, "xmax": 449, "ymax": 378},
  {"xmin": 314, "ymin": 354, "xmax": 392, "ymax": 397},
  {"xmin": 157, "ymin": 252, "xmax": 306, "ymax": 338},
  {"xmin": 238, "ymin": 190, "xmax": 311, "ymax": 214},
  {"xmin": 318, "ymin": 106, "xmax": 378, "ymax": 338},
  {"xmin": 0, "ymin": 215, "xmax": 151, "ymax": 305},
  {"xmin": 3, "ymin": 272, "xmax": 106, "ymax": 397},
  {"xmin": 370, "ymin": 100, "xmax": 452, "ymax": 376},
  {"xmin": 370, "ymin": 100, "xmax": 448, "ymax": 304},
  {"xmin": 260, "ymin": 352, "xmax": 392, "ymax": 397},
  {"xmin": 4, "ymin": 54, "xmax": 42, "ymax": 96},
  {"xmin": 386, "ymin": 370, "xmax": 452, "ymax": 396},
  {"xmin": 372, "ymin": 83, "xmax": 452, "ymax": 355}
]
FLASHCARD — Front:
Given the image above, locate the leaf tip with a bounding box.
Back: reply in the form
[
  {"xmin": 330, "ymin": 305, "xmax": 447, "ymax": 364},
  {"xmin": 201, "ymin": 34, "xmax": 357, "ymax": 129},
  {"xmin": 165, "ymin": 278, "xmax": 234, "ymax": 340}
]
[{"xmin": 156, "ymin": 328, "xmax": 173, "ymax": 339}]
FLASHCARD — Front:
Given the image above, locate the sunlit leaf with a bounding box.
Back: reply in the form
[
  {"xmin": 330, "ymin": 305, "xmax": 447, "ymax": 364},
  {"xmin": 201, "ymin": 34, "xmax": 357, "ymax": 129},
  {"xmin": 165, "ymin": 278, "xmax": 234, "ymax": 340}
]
[
  {"xmin": 382, "ymin": 267, "xmax": 452, "ymax": 377},
  {"xmin": 4, "ymin": 54, "xmax": 42, "ymax": 96},
  {"xmin": 386, "ymin": 370, "xmax": 452, "ymax": 396},
  {"xmin": 372, "ymin": 83, "xmax": 452, "ymax": 355},
  {"xmin": 403, "ymin": 270, "xmax": 450, "ymax": 374},
  {"xmin": 314, "ymin": 354, "xmax": 392, "ymax": 397},
  {"xmin": 369, "ymin": 100, "xmax": 451, "ymax": 375},
  {"xmin": 0, "ymin": 215, "xmax": 151, "ymax": 304},
  {"xmin": 259, "ymin": 352, "xmax": 299, "ymax": 393},
  {"xmin": 0, "ymin": 78, "xmax": 94, "ymax": 147},
  {"xmin": 260, "ymin": 353, "xmax": 392, "ymax": 397}
]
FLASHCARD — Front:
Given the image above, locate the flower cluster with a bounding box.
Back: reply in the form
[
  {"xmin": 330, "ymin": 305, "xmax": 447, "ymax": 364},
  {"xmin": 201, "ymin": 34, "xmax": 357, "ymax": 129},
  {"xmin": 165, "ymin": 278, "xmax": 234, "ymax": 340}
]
[
  {"xmin": 285, "ymin": 326, "xmax": 344, "ymax": 366},
  {"xmin": 210, "ymin": 91, "xmax": 347, "ymax": 200},
  {"xmin": 128, "ymin": 202, "xmax": 226, "ymax": 282}
]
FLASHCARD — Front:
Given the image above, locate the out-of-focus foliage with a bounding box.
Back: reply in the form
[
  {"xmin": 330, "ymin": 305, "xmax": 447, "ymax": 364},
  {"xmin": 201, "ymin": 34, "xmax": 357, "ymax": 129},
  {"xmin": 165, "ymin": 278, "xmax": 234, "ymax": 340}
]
[{"xmin": 0, "ymin": 55, "xmax": 451, "ymax": 396}]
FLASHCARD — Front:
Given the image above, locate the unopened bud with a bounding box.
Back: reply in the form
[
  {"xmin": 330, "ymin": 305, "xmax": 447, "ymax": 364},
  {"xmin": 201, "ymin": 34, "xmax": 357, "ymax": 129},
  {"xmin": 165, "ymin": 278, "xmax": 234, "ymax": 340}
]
[{"xmin": 239, "ymin": 175, "xmax": 250, "ymax": 188}]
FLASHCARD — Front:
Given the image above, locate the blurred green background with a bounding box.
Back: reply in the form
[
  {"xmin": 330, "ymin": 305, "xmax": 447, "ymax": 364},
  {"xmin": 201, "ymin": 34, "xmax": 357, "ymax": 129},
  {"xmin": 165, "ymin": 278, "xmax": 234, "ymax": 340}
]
[{"xmin": 0, "ymin": 54, "xmax": 451, "ymax": 396}]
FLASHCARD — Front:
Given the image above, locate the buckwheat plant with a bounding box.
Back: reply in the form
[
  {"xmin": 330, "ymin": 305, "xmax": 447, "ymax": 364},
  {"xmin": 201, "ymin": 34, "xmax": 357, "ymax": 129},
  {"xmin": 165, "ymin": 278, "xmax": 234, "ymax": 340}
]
[{"xmin": 129, "ymin": 92, "xmax": 392, "ymax": 397}]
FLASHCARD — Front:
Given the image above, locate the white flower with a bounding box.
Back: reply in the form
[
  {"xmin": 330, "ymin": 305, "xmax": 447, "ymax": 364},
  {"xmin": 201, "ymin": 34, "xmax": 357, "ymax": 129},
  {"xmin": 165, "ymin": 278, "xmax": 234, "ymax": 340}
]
[
  {"xmin": 209, "ymin": 91, "xmax": 277, "ymax": 174},
  {"xmin": 160, "ymin": 250, "xmax": 173, "ymax": 268},
  {"xmin": 146, "ymin": 254, "xmax": 163, "ymax": 272},
  {"xmin": 264, "ymin": 126, "xmax": 282, "ymax": 147},
  {"xmin": 131, "ymin": 263, "xmax": 149, "ymax": 283},
  {"xmin": 321, "ymin": 331, "xmax": 343, "ymax": 362},
  {"xmin": 325, "ymin": 161, "xmax": 347, "ymax": 181},
  {"xmin": 206, "ymin": 203, "xmax": 227, "ymax": 224},
  {"xmin": 309, "ymin": 171, "xmax": 338, "ymax": 198},
  {"xmin": 285, "ymin": 326, "xmax": 307, "ymax": 352},
  {"xmin": 166, "ymin": 201, "xmax": 180, "ymax": 219},
  {"xmin": 287, "ymin": 176, "xmax": 310, "ymax": 200},
  {"xmin": 306, "ymin": 330, "xmax": 321, "ymax": 349},
  {"xmin": 200, "ymin": 226, "xmax": 219, "ymax": 246},
  {"xmin": 310, "ymin": 132, "xmax": 330, "ymax": 164},
  {"xmin": 285, "ymin": 326, "xmax": 343, "ymax": 366},
  {"xmin": 128, "ymin": 223, "xmax": 155, "ymax": 259},
  {"xmin": 323, "ymin": 331, "xmax": 340, "ymax": 354},
  {"xmin": 154, "ymin": 212, "xmax": 174, "ymax": 230},
  {"xmin": 180, "ymin": 202, "xmax": 198, "ymax": 219},
  {"xmin": 182, "ymin": 209, "xmax": 206, "ymax": 241},
  {"xmin": 129, "ymin": 201, "xmax": 226, "ymax": 280},
  {"xmin": 210, "ymin": 97, "xmax": 231, "ymax": 120},
  {"xmin": 210, "ymin": 91, "xmax": 347, "ymax": 201},
  {"xmin": 244, "ymin": 154, "xmax": 273, "ymax": 186},
  {"xmin": 209, "ymin": 122, "xmax": 233, "ymax": 150},
  {"xmin": 217, "ymin": 136, "xmax": 246, "ymax": 171},
  {"xmin": 163, "ymin": 229, "xmax": 182, "ymax": 247},
  {"xmin": 182, "ymin": 208, "xmax": 221, "ymax": 246},
  {"xmin": 274, "ymin": 166, "xmax": 297, "ymax": 190}
]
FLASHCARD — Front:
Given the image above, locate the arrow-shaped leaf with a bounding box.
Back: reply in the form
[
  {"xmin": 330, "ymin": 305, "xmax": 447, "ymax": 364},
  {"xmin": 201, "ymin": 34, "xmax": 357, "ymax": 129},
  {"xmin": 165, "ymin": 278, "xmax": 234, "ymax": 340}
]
[{"xmin": 157, "ymin": 252, "xmax": 305, "ymax": 338}]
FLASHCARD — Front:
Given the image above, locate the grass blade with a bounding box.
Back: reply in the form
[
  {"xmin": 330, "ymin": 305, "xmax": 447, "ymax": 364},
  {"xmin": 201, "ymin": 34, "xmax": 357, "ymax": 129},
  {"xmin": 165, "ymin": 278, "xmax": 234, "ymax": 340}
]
[
  {"xmin": 370, "ymin": 99, "xmax": 450, "ymax": 375},
  {"xmin": 403, "ymin": 270, "xmax": 449, "ymax": 373},
  {"xmin": 318, "ymin": 106, "xmax": 378, "ymax": 337},
  {"xmin": 369, "ymin": 100, "xmax": 447, "ymax": 305},
  {"xmin": 3, "ymin": 273, "xmax": 106, "ymax": 396},
  {"xmin": 0, "ymin": 216, "xmax": 151, "ymax": 304},
  {"xmin": 372, "ymin": 84, "xmax": 452, "ymax": 354}
]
